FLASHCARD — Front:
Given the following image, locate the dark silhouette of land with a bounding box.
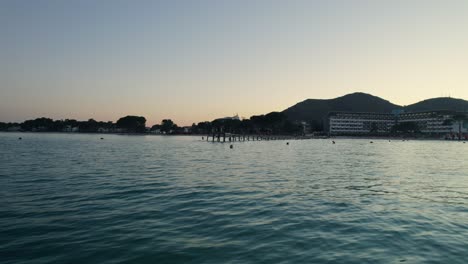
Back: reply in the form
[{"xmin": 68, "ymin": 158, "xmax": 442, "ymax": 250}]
[
  {"xmin": 0, "ymin": 113, "xmax": 304, "ymax": 135},
  {"xmin": 0, "ymin": 116, "xmax": 152, "ymax": 134},
  {"xmin": 1, "ymin": 93, "xmax": 467, "ymax": 135},
  {"xmin": 282, "ymin": 92, "xmax": 468, "ymax": 130}
]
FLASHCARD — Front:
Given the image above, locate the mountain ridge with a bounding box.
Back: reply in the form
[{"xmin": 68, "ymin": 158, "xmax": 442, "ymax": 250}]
[{"xmin": 281, "ymin": 92, "xmax": 468, "ymax": 126}]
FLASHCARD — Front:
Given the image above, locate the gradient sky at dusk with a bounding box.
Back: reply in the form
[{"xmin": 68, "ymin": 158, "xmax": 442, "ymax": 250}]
[{"xmin": 2, "ymin": 0, "xmax": 468, "ymax": 126}]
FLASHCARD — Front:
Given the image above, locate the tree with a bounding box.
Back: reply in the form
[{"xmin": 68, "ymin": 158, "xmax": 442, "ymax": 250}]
[
  {"xmin": 370, "ymin": 122, "xmax": 379, "ymax": 134},
  {"xmin": 21, "ymin": 118, "xmax": 55, "ymax": 131},
  {"xmin": 116, "ymin": 116, "xmax": 146, "ymax": 133},
  {"xmin": 79, "ymin": 119, "xmax": 100, "ymax": 132},
  {"xmin": 309, "ymin": 120, "xmax": 323, "ymax": 132},
  {"xmin": 151, "ymin": 124, "xmax": 161, "ymax": 131},
  {"xmin": 161, "ymin": 119, "xmax": 177, "ymax": 134},
  {"xmin": 194, "ymin": 121, "xmax": 212, "ymax": 134},
  {"xmin": 249, "ymin": 112, "xmax": 288, "ymax": 134},
  {"xmin": 391, "ymin": 122, "xmax": 420, "ymax": 134},
  {"xmin": 444, "ymin": 113, "xmax": 468, "ymax": 140},
  {"xmin": 283, "ymin": 120, "xmax": 302, "ymax": 134}
]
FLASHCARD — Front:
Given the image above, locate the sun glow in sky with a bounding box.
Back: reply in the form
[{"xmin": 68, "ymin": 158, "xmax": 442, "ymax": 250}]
[{"xmin": 2, "ymin": 0, "xmax": 468, "ymax": 126}]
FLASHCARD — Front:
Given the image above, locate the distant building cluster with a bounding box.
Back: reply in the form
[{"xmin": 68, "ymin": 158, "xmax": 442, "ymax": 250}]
[
  {"xmin": 328, "ymin": 110, "xmax": 468, "ymax": 139},
  {"xmin": 213, "ymin": 114, "xmax": 241, "ymax": 122}
]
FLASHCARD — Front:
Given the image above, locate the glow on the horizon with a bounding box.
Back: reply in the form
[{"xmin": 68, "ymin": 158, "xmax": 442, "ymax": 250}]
[{"xmin": 2, "ymin": 0, "xmax": 468, "ymax": 126}]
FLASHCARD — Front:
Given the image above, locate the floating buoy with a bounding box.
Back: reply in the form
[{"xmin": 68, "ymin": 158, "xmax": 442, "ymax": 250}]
[
  {"xmin": 332, "ymin": 141, "xmax": 335, "ymax": 144},
  {"xmin": 370, "ymin": 141, "xmax": 373, "ymax": 143},
  {"xmin": 100, "ymin": 138, "xmax": 104, "ymax": 140},
  {"xmin": 18, "ymin": 137, "xmax": 22, "ymax": 140},
  {"xmin": 286, "ymin": 142, "xmax": 289, "ymax": 145},
  {"xmin": 230, "ymin": 144, "xmax": 233, "ymax": 149}
]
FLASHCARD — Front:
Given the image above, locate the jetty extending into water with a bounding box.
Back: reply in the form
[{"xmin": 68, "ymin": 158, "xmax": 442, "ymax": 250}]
[{"xmin": 204, "ymin": 133, "xmax": 318, "ymax": 142}]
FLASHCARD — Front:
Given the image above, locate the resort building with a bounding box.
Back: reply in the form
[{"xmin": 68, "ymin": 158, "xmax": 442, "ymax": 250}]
[
  {"xmin": 329, "ymin": 110, "xmax": 467, "ymax": 136},
  {"xmin": 328, "ymin": 112, "xmax": 395, "ymax": 135},
  {"xmin": 397, "ymin": 111, "xmax": 455, "ymax": 134}
]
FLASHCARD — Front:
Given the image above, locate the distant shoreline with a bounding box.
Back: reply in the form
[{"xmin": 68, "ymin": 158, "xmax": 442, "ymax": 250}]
[
  {"xmin": 2, "ymin": 131, "xmax": 465, "ymax": 142},
  {"xmin": 0, "ymin": 131, "xmax": 190, "ymax": 136}
]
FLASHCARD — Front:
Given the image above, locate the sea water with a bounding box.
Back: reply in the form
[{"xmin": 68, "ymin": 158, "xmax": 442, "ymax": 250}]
[{"xmin": 1, "ymin": 133, "xmax": 468, "ymax": 263}]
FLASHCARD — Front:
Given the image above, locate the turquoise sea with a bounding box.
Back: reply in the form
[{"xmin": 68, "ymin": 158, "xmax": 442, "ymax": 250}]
[{"xmin": 1, "ymin": 133, "xmax": 468, "ymax": 263}]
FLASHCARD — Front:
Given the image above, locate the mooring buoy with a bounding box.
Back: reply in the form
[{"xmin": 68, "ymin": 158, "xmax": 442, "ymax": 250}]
[
  {"xmin": 332, "ymin": 141, "xmax": 335, "ymax": 144},
  {"xmin": 230, "ymin": 144, "xmax": 233, "ymax": 149},
  {"xmin": 18, "ymin": 137, "xmax": 22, "ymax": 140}
]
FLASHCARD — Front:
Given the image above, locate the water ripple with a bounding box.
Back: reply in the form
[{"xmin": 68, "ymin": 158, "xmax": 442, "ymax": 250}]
[{"xmin": 1, "ymin": 134, "xmax": 468, "ymax": 263}]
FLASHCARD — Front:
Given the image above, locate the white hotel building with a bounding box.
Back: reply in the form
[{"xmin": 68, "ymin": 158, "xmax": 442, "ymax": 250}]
[
  {"xmin": 328, "ymin": 112, "xmax": 395, "ymax": 135},
  {"xmin": 328, "ymin": 110, "xmax": 467, "ymax": 136}
]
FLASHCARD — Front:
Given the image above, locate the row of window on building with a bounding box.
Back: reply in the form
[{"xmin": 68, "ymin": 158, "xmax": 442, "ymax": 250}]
[{"xmin": 328, "ymin": 110, "xmax": 467, "ymax": 135}]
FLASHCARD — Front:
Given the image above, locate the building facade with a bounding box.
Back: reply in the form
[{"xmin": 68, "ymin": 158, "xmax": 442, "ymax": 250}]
[
  {"xmin": 328, "ymin": 112, "xmax": 395, "ymax": 135},
  {"xmin": 329, "ymin": 110, "xmax": 467, "ymax": 136},
  {"xmin": 397, "ymin": 111, "xmax": 454, "ymax": 134}
]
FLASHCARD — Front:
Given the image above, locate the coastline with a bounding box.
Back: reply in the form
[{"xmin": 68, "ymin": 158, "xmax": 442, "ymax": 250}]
[{"xmin": 2, "ymin": 131, "xmax": 465, "ymax": 142}]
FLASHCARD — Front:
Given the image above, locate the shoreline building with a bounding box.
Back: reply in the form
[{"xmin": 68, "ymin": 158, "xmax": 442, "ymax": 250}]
[
  {"xmin": 328, "ymin": 110, "xmax": 467, "ymax": 136},
  {"xmin": 214, "ymin": 114, "xmax": 241, "ymax": 122},
  {"xmin": 396, "ymin": 111, "xmax": 456, "ymax": 135},
  {"xmin": 328, "ymin": 112, "xmax": 395, "ymax": 135}
]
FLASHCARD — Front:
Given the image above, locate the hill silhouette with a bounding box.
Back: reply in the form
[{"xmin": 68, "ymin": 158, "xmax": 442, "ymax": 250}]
[
  {"xmin": 405, "ymin": 97, "xmax": 468, "ymax": 112},
  {"xmin": 282, "ymin": 92, "xmax": 401, "ymax": 123},
  {"xmin": 281, "ymin": 93, "xmax": 468, "ymax": 130}
]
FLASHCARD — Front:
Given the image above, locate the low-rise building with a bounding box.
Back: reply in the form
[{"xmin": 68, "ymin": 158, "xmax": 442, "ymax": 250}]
[
  {"xmin": 97, "ymin": 127, "xmax": 110, "ymax": 133},
  {"xmin": 63, "ymin": 125, "xmax": 80, "ymax": 132},
  {"xmin": 7, "ymin": 126, "xmax": 21, "ymax": 132},
  {"xmin": 182, "ymin": 126, "xmax": 192, "ymax": 134}
]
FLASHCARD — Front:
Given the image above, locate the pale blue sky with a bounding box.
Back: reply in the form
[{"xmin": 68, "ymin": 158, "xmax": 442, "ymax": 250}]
[{"xmin": 2, "ymin": 0, "xmax": 468, "ymax": 125}]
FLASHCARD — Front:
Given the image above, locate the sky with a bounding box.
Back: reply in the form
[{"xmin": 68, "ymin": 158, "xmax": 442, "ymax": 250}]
[{"xmin": 2, "ymin": 0, "xmax": 468, "ymax": 126}]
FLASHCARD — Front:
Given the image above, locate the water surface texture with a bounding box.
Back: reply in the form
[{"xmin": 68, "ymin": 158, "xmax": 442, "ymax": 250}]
[{"xmin": 1, "ymin": 133, "xmax": 468, "ymax": 263}]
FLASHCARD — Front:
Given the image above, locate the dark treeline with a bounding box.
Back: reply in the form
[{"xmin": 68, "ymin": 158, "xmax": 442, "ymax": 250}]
[
  {"xmin": 191, "ymin": 112, "xmax": 304, "ymax": 135},
  {"xmin": 0, "ymin": 116, "xmax": 146, "ymax": 133},
  {"xmin": 0, "ymin": 112, "xmax": 306, "ymax": 135}
]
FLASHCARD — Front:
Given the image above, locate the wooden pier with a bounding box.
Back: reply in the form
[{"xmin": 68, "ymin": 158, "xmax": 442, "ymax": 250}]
[{"xmin": 205, "ymin": 133, "xmax": 310, "ymax": 142}]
